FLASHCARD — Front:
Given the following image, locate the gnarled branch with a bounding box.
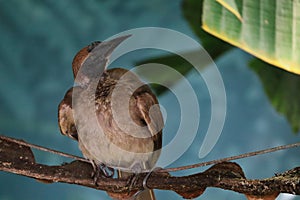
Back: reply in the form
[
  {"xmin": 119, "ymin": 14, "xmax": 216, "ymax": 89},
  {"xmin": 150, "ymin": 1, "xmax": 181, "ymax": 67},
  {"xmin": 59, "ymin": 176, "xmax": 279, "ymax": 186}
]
[{"xmin": 0, "ymin": 135, "xmax": 299, "ymax": 199}]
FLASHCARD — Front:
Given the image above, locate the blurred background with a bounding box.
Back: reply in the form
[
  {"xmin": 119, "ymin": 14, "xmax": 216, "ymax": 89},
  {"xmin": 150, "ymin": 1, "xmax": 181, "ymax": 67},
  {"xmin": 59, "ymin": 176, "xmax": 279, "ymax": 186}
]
[{"xmin": 0, "ymin": 0, "xmax": 299, "ymax": 199}]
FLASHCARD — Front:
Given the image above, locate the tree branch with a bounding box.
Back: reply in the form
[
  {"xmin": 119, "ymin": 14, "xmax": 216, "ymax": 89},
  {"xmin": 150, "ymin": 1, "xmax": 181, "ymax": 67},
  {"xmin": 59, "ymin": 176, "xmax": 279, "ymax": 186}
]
[{"xmin": 0, "ymin": 135, "xmax": 299, "ymax": 199}]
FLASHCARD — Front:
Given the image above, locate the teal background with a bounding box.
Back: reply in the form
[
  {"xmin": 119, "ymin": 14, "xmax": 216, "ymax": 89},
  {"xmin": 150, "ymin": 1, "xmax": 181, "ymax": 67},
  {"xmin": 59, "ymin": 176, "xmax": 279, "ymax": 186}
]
[{"xmin": 0, "ymin": 0, "xmax": 299, "ymax": 199}]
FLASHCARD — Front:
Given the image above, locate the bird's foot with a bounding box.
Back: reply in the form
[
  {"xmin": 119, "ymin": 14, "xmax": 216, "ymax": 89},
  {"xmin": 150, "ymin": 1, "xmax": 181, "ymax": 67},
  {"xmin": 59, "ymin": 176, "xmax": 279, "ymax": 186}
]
[
  {"xmin": 99, "ymin": 163, "xmax": 114, "ymax": 177},
  {"xmin": 128, "ymin": 168, "xmax": 161, "ymax": 199},
  {"xmin": 126, "ymin": 174, "xmax": 142, "ymax": 199},
  {"xmin": 90, "ymin": 161, "xmax": 114, "ymax": 185},
  {"xmin": 126, "ymin": 173, "xmax": 139, "ymax": 190}
]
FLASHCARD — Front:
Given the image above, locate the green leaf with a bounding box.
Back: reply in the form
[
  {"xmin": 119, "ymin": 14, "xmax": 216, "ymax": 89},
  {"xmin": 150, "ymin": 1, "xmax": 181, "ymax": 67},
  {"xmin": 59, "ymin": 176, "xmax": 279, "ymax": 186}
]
[
  {"xmin": 250, "ymin": 59, "xmax": 300, "ymax": 133},
  {"xmin": 182, "ymin": 0, "xmax": 232, "ymax": 57},
  {"xmin": 216, "ymin": 0, "xmax": 242, "ymax": 21},
  {"xmin": 136, "ymin": 0, "xmax": 232, "ymax": 95},
  {"xmin": 203, "ymin": 0, "xmax": 300, "ymax": 75}
]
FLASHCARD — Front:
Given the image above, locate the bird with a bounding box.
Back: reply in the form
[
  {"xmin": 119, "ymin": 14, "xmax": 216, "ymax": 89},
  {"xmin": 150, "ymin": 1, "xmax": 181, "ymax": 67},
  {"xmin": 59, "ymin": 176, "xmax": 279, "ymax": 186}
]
[{"xmin": 58, "ymin": 36, "xmax": 163, "ymax": 200}]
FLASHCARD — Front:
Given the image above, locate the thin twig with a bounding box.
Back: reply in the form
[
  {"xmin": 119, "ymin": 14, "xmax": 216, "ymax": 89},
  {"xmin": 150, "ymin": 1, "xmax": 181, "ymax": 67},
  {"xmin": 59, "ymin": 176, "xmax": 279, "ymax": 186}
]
[
  {"xmin": 0, "ymin": 135, "xmax": 88, "ymax": 163},
  {"xmin": 1, "ymin": 134, "xmax": 299, "ymax": 173},
  {"xmin": 159, "ymin": 142, "xmax": 300, "ymax": 172}
]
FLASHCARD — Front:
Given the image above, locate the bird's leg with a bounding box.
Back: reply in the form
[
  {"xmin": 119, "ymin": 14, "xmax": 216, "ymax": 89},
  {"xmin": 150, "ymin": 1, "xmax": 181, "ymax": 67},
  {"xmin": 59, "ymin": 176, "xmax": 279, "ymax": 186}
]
[
  {"xmin": 127, "ymin": 162, "xmax": 145, "ymax": 189},
  {"xmin": 99, "ymin": 163, "xmax": 114, "ymax": 177},
  {"xmin": 90, "ymin": 160, "xmax": 114, "ymax": 185},
  {"xmin": 90, "ymin": 160, "xmax": 101, "ymax": 184}
]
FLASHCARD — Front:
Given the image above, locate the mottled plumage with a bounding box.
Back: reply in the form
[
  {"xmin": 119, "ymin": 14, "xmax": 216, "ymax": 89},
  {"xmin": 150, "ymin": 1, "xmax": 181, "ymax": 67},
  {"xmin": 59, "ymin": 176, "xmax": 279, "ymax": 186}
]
[{"xmin": 58, "ymin": 36, "xmax": 163, "ymax": 200}]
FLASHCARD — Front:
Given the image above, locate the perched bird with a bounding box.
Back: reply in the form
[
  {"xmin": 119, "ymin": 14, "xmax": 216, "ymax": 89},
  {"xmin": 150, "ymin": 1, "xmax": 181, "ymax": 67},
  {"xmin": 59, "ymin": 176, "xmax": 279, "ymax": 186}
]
[{"xmin": 58, "ymin": 36, "xmax": 163, "ymax": 200}]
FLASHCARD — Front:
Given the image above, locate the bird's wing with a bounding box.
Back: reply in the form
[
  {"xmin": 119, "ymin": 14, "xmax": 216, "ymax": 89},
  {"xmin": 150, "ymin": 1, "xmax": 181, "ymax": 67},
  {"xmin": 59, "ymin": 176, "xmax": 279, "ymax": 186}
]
[
  {"xmin": 58, "ymin": 87, "xmax": 78, "ymax": 140},
  {"xmin": 134, "ymin": 86, "xmax": 163, "ymax": 151}
]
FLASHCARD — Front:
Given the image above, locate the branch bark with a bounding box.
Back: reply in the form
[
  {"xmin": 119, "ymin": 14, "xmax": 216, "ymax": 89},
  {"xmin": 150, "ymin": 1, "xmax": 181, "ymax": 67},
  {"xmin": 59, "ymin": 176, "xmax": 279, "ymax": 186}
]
[{"xmin": 0, "ymin": 135, "xmax": 299, "ymax": 199}]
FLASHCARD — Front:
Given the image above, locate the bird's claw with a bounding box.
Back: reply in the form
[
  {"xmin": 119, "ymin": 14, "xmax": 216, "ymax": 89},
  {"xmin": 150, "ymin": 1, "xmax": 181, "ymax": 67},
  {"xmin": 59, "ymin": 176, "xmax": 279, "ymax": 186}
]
[
  {"xmin": 90, "ymin": 161, "xmax": 114, "ymax": 185},
  {"xmin": 99, "ymin": 163, "xmax": 114, "ymax": 178}
]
